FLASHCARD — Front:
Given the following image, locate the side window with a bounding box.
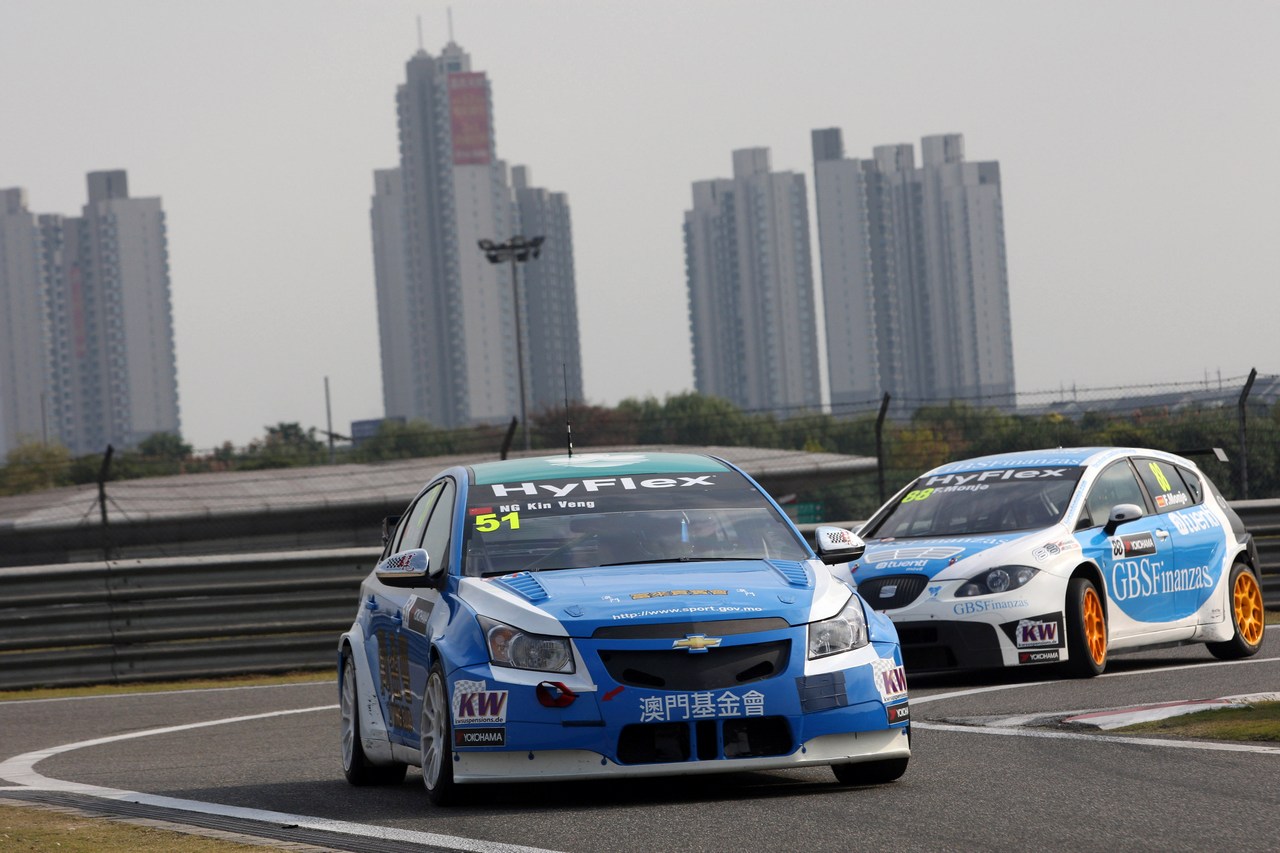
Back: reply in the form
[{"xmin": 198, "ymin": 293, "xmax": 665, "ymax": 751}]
[
  {"xmin": 1083, "ymin": 461, "xmax": 1148, "ymax": 527},
  {"xmin": 420, "ymin": 479, "xmax": 457, "ymax": 575},
  {"xmin": 1136, "ymin": 459, "xmax": 1193, "ymax": 513},
  {"xmin": 1176, "ymin": 466, "xmax": 1205, "ymax": 505},
  {"xmin": 392, "ymin": 483, "xmax": 443, "ymax": 554}
]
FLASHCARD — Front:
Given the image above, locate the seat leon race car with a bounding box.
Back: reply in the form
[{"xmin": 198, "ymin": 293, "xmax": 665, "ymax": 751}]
[
  {"xmin": 853, "ymin": 447, "xmax": 1264, "ymax": 676},
  {"xmin": 339, "ymin": 451, "xmax": 911, "ymax": 804}
]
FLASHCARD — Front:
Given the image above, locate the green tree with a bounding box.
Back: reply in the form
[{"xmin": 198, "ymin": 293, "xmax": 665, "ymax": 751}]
[
  {"xmin": 356, "ymin": 420, "xmax": 455, "ymax": 461},
  {"xmin": 115, "ymin": 432, "xmax": 195, "ymax": 478},
  {"xmin": 241, "ymin": 422, "xmax": 327, "ymax": 469},
  {"xmin": 0, "ymin": 440, "xmax": 73, "ymax": 495}
]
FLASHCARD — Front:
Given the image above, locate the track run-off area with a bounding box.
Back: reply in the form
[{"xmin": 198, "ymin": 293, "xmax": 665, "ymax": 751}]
[{"xmin": 2, "ymin": 636, "xmax": 1277, "ymax": 853}]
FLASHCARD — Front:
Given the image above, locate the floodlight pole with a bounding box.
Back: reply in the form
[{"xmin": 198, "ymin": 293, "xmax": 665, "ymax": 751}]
[{"xmin": 478, "ymin": 235, "xmax": 545, "ymax": 452}]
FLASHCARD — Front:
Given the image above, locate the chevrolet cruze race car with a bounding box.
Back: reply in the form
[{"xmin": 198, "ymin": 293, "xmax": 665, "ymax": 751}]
[
  {"xmin": 854, "ymin": 447, "xmax": 1264, "ymax": 676},
  {"xmin": 339, "ymin": 451, "xmax": 910, "ymax": 804}
]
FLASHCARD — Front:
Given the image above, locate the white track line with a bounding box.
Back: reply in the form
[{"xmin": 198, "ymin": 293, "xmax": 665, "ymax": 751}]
[
  {"xmin": 0, "ymin": 704, "xmax": 561, "ymax": 853},
  {"xmin": 911, "ymin": 654, "xmax": 1280, "ymax": 755}
]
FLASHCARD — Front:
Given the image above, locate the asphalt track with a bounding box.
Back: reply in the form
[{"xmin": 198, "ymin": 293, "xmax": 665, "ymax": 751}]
[{"xmin": 2, "ymin": 636, "xmax": 1278, "ymax": 853}]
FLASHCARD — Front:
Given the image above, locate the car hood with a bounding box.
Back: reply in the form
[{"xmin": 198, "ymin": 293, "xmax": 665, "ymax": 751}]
[
  {"xmin": 458, "ymin": 559, "xmax": 852, "ymax": 636},
  {"xmin": 855, "ymin": 529, "xmax": 1069, "ymax": 582}
]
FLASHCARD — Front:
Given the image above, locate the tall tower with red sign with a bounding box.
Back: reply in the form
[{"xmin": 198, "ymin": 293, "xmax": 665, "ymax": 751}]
[{"xmin": 372, "ymin": 39, "xmax": 579, "ymax": 433}]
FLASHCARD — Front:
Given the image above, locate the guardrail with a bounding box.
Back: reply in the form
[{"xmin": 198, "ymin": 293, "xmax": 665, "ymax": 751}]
[
  {"xmin": 0, "ymin": 549, "xmax": 376, "ymax": 691},
  {"xmin": 0, "ymin": 507, "xmax": 1277, "ymax": 691}
]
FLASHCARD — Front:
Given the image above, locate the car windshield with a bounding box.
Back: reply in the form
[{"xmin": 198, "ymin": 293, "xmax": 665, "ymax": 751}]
[
  {"xmin": 863, "ymin": 466, "xmax": 1085, "ymax": 539},
  {"xmin": 462, "ymin": 469, "xmax": 808, "ymax": 577}
]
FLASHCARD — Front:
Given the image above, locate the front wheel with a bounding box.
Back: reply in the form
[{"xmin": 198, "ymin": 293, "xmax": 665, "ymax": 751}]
[
  {"xmin": 832, "ymin": 757, "xmax": 908, "ymax": 786},
  {"xmin": 1064, "ymin": 577, "xmax": 1107, "ymax": 677},
  {"xmin": 1207, "ymin": 563, "xmax": 1265, "ymax": 660},
  {"xmin": 340, "ymin": 648, "xmax": 407, "ymax": 785},
  {"xmin": 421, "ymin": 661, "xmax": 459, "ymax": 806}
]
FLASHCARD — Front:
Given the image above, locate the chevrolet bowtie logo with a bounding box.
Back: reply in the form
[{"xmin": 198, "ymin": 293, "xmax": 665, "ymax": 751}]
[{"xmin": 673, "ymin": 635, "xmax": 722, "ymax": 653}]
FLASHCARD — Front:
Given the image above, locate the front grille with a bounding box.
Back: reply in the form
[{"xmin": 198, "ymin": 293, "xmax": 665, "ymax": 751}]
[
  {"xmin": 592, "ymin": 618, "xmax": 788, "ymax": 640},
  {"xmin": 895, "ymin": 620, "xmax": 1004, "ymax": 671},
  {"xmin": 599, "ymin": 641, "xmax": 790, "ymax": 690},
  {"xmin": 858, "ymin": 575, "xmax": 928, "ymax": 610},
  {"xmin": 616, "ymin": 716, "xmax": 792, "ymax": 765}
]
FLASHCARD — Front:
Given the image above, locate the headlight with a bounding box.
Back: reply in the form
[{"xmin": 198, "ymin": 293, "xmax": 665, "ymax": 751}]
[
  {"xmin": 956, "ymin": 566, "xmax": 1039, "ymax": 597},
  {"xmin": 807, "ymin": 594, "xmax": 869, "ymax": 659},
  {"xmin": 478, "ymin": 616, "xmax": 575, "ymax": 673}
]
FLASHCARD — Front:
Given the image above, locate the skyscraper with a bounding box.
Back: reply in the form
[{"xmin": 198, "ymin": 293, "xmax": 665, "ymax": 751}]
[
  {"xmin": 0, "ymin": 172, "xmax": 180, "ymax": 458},
  {"xmin": 511, "ymin": 166, "xmax": 583, "ymax": 411},
  {"xmin": 371, "ymin": 40, "xmax": 582, "ymax": 431},
  {"xmin": 0, "ymin": 188, "xmax": 51, "ymax": 455},
  {"xmin": 812, "ymin": 130, "xmax": 1015, "ymax": 409},
  {"xmin": 684, "ymin": 148, "xmax": 822, "ymax": 413}
]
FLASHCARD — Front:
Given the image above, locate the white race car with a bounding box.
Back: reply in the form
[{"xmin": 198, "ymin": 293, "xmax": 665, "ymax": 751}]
[{"xmin": 853, "ymin": 447, "xmax": 1264, "ymax": 676}]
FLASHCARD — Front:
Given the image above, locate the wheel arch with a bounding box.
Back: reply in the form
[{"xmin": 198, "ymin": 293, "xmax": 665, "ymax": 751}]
[
  {"xmin": 340, "ymin": 629, "xmax": 397, "ymax": 765},
  {"xmin": 1069, "ymin": 561, "xmax": 1108, "ymax": 620}
]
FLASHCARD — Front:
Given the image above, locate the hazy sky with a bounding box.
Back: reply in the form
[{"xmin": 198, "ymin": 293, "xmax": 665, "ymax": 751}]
[{"xmin": 3, "ymin": 1, "xmax": 1276, "ymax": 450}]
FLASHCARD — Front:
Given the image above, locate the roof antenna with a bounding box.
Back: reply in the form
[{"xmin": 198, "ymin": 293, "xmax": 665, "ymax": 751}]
[
  {"xmin": 416, "ymin": 15, "xmax": 424, "ymax": 51},
  {"xmin": 447, "ymin": 7, "xmax": 454, "ymax": 42},
  {"xmin": 564, "ymin": 363, "xmax": 573, "ymax": 459}
]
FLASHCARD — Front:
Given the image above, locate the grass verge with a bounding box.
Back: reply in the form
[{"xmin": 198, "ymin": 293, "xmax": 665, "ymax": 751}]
[
  {"xmin": 1114, "ymin": 700, "xmax": 1280, "ymax": 743},
  {"xmin": 0, "ymin": 801, "xmax": 282, "ymax": 852}
]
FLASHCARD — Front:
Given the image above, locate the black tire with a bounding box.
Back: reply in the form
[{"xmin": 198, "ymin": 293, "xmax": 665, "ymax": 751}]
[
  {"xmin": 1207, "ymin": 562, "xmax": 1266, "ymax": 660},
  {"xmin": 1064, "ymin": 576, "xmax": 1107, "ymax": 677},
  {"xmin": 421, "ymin": 661, "xmax": 460, "ymax": 806},
  {"xmin": 340, "ymin": 648, "xmax": 407, "ymax": 785},
  {"xmin": 832, "ymin": 757, "xmax": 909, "ymax": 785}
]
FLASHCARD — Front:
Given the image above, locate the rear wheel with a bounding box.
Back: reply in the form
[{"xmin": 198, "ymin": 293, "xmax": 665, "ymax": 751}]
[
  {"xmin": 340, "ymin": 648, "xmax": 407, "ymax": 785},
  {"xmin": 421, "ymin": 661, "xmax": 459, "ymax": 806},
  {"xmin": 1207, "ymin": 563, "xmax": 1265, "ymax": 660},
  {"xmin": 1064, "ymin": 577, "xmax": 1107, "ymax": 677},
  {"xmin": 832, "ymin": 757, "xmax": 909, "ymax": 785}
]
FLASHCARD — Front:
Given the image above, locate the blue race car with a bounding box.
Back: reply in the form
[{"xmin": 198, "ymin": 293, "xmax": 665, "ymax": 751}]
[
  {"xmin": 339, "ymin": 451, "xmax": 910, "ymax": 804},
  {"xmin": 854, "ymin": 447, "xmax": 1264, "ymax": 676}
]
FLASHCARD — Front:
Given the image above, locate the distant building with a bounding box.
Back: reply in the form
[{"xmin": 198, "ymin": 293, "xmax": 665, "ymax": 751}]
[
  {"xmin": 0, "ymin": 172, "xmax": 180, "ymax": 457},
  {"xmin": 684, "ymin": 148, "xmax": 823, "ymax": 413},
  {"xmin": 0, "ymin": 188, "xmax": 51, "ymax": 455},
  {"xmin": 511, "ymin": 166, "xmax": 583, "ymax": 410},
  {"xmin": 371, "ymin": 40, "xmax": 582, "ymax": 430},
  {"xmin": 812, "ymin": 130, "xmax": 1014, "ymax": 409},
  {"xmin": 350, "ymin": 416, "xmax": 404, "ymax": 447}
]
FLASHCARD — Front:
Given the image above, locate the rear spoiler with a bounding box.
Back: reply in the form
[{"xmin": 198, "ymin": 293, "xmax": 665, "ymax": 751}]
[{"xmin": 1174, "ymin": 447, "xmax": 1229, "ymax": 463}]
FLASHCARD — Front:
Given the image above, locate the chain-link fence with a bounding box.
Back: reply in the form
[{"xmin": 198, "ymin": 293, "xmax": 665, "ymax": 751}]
[{"xmin": 2, "ymin": 374, "xmax": 1277, "ymax": 527}]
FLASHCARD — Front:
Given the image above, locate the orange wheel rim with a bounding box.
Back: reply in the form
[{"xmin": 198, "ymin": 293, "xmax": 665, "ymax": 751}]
[
  {"xmin": 1082, "ymin": 587, "xmax": 1107, "ymax": 665},
  {"xmin": 1233, "ymin": 571, "xmax": 1264, "ymax": 647}
]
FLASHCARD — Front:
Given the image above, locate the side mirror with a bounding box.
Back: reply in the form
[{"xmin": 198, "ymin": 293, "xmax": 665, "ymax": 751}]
[
  {"xmin": 381, "ymin": 515, "xmax": 400, "ymax": 549},
  {"xmin": 375, "ymin": 548, "xmax": 431, "ymax": 587},
  {"xmin": 814, "ymin": 526, "xmax": 866, "ymax": 565},
  {"xmin": 1103, "ymin": 503, "xmax": 1144, "ymax": 536}
]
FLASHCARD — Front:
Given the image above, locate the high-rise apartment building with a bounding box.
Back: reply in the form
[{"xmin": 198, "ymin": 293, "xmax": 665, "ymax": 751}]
[
  {"xmin": 511, "ymin": 166, "xmax": 583, "ymax": 411},
  {"xmin": 812, "ymin": 130, "xmax": 1014, "ymax": 409},
  {"xmin": 0, "ymin": 189, "xmax": 51, "ymax": 455},
  {"xmin": 371, "ymin": 40, "xmax": 582, "ymax": 430},
  {"xmin": 684, "ymin": 148, "xmax": 823, "ymax": 413},
  {"xmin": 0, "ymin": 172, "xmax": 180, "ymax": 458}
]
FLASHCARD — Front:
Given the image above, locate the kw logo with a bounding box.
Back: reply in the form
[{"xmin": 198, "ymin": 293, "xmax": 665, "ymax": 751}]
[
  {"xmin": 452, "ymin": 679, "xmax": 509, "ymax": 723},
  {"xmin": 880, "ymin": 666, "xmax": 907, "ymax": 697}
]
